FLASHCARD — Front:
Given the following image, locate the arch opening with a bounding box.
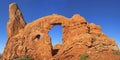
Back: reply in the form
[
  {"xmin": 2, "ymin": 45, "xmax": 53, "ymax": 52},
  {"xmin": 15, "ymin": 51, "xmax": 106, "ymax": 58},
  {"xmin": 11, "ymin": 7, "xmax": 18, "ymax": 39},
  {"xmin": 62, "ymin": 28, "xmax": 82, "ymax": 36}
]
[
  {"xmin": 48, "ymin": 25, "xmax": 63, "ymax": 56},
  {"xmin": 49, "ymin": 25, "xmax": 62, "ymax": 46}
]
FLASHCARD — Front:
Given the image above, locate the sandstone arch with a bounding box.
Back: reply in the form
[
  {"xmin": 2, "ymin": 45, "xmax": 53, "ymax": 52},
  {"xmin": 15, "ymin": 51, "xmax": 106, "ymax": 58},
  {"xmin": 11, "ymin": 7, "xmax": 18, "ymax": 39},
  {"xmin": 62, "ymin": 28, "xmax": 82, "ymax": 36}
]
[
  {"xmin": 2, "ymin": 3, "xmax": 88, "ymax": 60},
  {"xmin": 2, "ymin": 3, "xmax": 119, "ymax": 60}
]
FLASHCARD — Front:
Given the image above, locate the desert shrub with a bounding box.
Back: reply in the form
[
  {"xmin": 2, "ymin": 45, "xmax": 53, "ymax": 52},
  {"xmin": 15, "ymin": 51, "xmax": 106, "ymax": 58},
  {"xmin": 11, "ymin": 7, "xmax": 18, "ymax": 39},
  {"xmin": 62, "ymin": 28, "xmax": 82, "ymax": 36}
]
[
  {"xmin": 0, "ymin": 54, "xmax": 2, "ymax": 60},
  {"xmin": 13, "ymin": 55, "xmax": 33, "ymax": 60},
  {"xmin": 80, "ymin": 52, "xmax": 89, "ymax": 60},
  {"xmin": 113, "ymin": 51, "xmax": 120, "ymax": 55},
  {"xmin": 52, "ymin": 58, "xmax": 59, "ymax": 60}
]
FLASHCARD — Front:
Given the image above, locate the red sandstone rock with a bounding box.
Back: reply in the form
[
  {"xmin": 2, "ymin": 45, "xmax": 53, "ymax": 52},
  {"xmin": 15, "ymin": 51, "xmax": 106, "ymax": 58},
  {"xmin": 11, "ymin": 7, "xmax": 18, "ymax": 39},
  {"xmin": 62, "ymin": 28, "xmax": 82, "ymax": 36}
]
[
  {"xmin": 2, "ymin": 3, "xmax": 120, "ymax": 60},
  {"xmin": 7, "ymin": 3, "xmax": 26, "ymax": 37}
]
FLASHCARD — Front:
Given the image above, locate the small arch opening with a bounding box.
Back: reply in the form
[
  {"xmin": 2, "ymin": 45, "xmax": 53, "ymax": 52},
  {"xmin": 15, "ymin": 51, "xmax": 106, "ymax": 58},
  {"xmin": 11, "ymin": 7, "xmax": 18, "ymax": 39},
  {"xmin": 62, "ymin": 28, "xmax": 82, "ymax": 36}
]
[{"xmin": 36, "ymin": 34, "xmax": 42, "ymax": 39}]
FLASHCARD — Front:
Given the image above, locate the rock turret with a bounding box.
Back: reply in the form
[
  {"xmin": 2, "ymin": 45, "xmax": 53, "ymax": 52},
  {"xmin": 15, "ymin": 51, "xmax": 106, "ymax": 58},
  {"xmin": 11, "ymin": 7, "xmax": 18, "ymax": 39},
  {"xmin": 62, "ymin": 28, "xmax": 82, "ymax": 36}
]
[{"xmin": 7, "ymin": 3, "xmax": 26, "ymax": 37}]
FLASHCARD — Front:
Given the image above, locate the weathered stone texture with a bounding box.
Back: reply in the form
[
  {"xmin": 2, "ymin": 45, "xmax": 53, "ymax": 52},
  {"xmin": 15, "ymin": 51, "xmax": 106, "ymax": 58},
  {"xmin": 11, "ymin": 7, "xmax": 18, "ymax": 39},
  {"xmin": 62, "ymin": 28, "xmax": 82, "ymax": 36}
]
[{"xmin": 2, "ymin": 3, "xmax": 120, "ymax": 60}]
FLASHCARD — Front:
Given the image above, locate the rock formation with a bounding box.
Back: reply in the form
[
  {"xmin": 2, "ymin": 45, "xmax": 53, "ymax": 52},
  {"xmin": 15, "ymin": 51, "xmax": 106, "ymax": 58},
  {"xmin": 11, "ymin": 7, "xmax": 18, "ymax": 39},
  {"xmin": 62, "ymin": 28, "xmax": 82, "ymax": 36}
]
[{"xmin": 2, "ymin": 3, "xmax": 120, "ymax": 60}]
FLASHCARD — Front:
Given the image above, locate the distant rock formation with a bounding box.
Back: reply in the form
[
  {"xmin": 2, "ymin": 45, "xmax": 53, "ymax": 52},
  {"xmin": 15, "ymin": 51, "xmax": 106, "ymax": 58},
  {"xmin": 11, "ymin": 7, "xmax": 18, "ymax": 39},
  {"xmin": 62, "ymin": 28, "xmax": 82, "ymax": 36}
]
[{"xmin": 2, "ymin": 3, "xmax": 120, "ymax": 60}]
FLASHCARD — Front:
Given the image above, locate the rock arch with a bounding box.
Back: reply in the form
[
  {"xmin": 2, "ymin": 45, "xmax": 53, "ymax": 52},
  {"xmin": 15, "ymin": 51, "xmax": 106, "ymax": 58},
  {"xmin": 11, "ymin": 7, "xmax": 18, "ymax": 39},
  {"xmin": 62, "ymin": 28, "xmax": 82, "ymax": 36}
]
[
  {"xmin": 2, "ymin": 3, "xmax": 88, "ymax": 60},
  {"xmin": 2, "ymin": 3, "xmax": 119, "ymax": 60}
]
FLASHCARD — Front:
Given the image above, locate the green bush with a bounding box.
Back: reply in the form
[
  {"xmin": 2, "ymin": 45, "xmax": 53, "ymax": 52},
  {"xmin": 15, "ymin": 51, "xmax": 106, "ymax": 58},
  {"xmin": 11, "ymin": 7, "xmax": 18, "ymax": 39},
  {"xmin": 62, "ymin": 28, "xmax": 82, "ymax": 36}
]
[
  {"xmin": 113, "ymin": 51, "xmax": 120, "ymax": 55},
  {"xmin": 0, "ymin": 54, "xmax": 2, "ymax": 60},
  {"xmin": 80, "ymin": 52, "xmax": 89, "ymax": 60},
  {"xmin": 13, "ymin": 55, "xmax": 33, "ymax": 60}
]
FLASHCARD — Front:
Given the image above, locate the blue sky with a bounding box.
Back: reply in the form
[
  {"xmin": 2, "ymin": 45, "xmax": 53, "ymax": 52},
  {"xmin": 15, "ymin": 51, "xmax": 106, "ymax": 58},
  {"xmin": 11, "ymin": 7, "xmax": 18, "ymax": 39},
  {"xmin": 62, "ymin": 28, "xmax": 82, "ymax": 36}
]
[{"xmin": 0, "ymin": 0, "xmax": 120, "ymax": 54}]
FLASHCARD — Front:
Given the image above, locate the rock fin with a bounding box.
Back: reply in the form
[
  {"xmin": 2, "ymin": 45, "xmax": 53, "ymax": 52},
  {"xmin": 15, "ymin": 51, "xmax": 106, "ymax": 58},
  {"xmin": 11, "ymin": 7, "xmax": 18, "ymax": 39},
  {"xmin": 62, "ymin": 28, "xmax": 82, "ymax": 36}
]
[{"xmin": 7, "ymin": 3, "xmax": 26, "ymax": 37}]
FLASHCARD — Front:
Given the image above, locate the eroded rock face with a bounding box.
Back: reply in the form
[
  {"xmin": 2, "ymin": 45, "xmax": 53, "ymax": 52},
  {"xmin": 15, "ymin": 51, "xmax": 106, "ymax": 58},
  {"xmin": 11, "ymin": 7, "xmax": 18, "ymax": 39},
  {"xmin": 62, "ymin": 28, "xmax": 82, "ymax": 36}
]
[
  {"xmin": 2, "ymin": 3, "xmax": 120, "ymax": 60},
  {"xmin": 7, "ymin": 3, "xmax": 26, "ymax": 37}
]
